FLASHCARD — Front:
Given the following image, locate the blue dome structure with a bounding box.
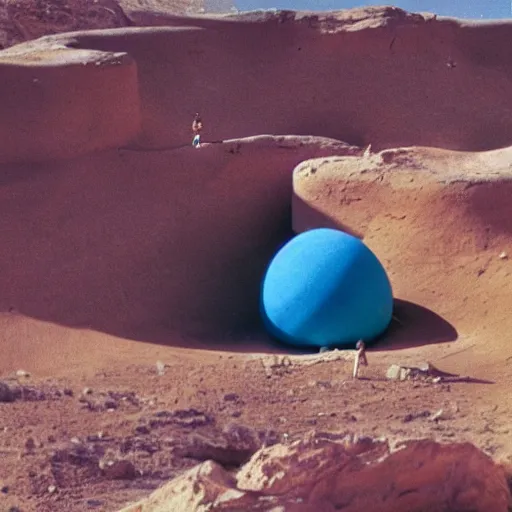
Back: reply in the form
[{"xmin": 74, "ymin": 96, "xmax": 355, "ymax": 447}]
[{"xmin": 260, "ymin": 228, "xmax": 393, "ymax": 348}]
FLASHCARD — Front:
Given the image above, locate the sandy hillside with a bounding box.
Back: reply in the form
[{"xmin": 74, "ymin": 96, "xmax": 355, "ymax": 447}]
[{"xmin": 0, "ymin": 6, "xmax": 512, "ymax": 512}]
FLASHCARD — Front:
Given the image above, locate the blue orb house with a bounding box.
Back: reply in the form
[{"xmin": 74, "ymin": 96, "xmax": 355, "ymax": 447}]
[{"xmin": 260, "ymin": 228, "xmax": 393, "ymax": 348}]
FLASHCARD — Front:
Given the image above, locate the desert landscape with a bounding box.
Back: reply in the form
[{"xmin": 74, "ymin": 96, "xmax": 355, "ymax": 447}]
[{"xmin": 1, "ymin": 2, "xmax": 512, "ymax": 511}]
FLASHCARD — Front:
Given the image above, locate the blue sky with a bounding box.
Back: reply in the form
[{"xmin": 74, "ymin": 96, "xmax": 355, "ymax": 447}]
[{"xmin": 234, "ymin": 1, "xmax": 511, "ymax": 19}]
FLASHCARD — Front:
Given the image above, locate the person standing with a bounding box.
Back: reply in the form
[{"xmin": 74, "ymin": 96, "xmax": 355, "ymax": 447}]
[
  {"xmin": 192, "ymin": 113, "xmax": 203, "ymax": 148},
  {"xmin": 353, "ymin": 340, "xmax": 368, "ymax": 379}
]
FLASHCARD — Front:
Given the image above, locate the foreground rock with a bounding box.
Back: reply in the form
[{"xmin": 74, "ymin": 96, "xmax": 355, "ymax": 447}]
[{"xmin": 119, "ymin": 431, "xmax": 511, "ymax": 512}]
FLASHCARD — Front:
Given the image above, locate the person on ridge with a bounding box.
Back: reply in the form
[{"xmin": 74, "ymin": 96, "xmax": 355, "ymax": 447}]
[{"xmin": 192, "ymin": 113, "xmax": 203, "ymax": 148}]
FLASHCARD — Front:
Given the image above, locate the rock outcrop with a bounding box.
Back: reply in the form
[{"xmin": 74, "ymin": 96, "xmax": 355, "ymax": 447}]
[
  {"xmin": 0, "ymin": 0, "xmax": 220, "ymax": 49},
  {"xmin": 118, "ymin": 431, "xmax": 511, "ymax": 512}
]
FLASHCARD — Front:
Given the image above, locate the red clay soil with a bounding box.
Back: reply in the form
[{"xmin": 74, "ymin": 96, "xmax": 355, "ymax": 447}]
[{"xmin": 0, "ymin": 6, "xmax": 512, "ymax": 512}]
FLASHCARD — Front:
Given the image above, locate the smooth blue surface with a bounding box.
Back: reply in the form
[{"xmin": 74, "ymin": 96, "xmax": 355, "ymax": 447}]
[{"xmin": 261, "ymin": 228, "xmax": 393, "ymax": 348}]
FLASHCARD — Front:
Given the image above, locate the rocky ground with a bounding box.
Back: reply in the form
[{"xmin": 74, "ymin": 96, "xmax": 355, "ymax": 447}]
[{"xmin": 1, "ymin": 350, "xmax": 511, "ymax": 511}]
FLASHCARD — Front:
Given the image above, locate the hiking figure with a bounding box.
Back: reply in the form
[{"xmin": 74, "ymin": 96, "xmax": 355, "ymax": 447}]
[
  {"xmin": 192, "ymin": 113, "xmax": 203, "ymax": 148},
  {"xmin": 353, "ymin": 340, "xmax": 368, "ymax": 379}
]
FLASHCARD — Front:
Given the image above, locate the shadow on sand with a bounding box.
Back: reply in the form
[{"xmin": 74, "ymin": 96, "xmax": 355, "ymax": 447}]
[
  {"xmin": 231, "ymin": 298, "xmax": 459, "ymax": 356},
  {"xmin": 357, "ymin": 376, "xmax": 495, "ymax": 385},
  {"xmin": 372, "ymin": 299, "xmax": 458, "ymax": 351}
]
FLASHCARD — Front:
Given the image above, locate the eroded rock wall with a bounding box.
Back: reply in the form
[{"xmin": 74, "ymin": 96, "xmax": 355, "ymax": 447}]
[{"xmin": 1, "ymin": 8, "xmax": 511, "ymax": 165}]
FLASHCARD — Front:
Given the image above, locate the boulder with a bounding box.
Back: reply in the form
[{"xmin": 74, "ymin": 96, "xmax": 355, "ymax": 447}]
[{"xmin": 118, "ymin": 432, "xmax": 511, "ymax": 512}]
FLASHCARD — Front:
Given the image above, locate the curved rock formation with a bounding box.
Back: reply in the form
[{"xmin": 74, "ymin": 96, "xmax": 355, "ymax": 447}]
[
  {"xmin": 0, "ymin": 45, "xmax": 140, "ymax": 163},
  {"xmin": 293, "ymin": 146, "xmax": 512, "ymax": 368},
  {"xmin": 118, "ymin": 432, "xmax": 511, "ymax": 512}
]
